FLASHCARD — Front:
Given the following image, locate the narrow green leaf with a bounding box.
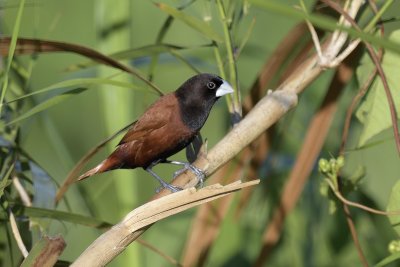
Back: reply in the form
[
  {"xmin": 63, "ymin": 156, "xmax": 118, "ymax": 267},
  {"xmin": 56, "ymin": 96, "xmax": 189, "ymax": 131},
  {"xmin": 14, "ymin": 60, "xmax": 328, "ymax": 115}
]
[
  {"xmin": 0, "ymin": 177, "xmax": 12, "ymax": 197},
  {"xmin": 67, "ymin": 44, "xmax": 187, "ymax": 71},
  {"xmin": 375, "ymin": 252, "xmax": 400, "ymax": 267},
  {"xmin": 0, "ymin": 37, "xmax": 164, "ymax": 95},
  {"xmin": 20, "ymin": 206, "xmax": 112, "ymax": 228},
  {"xmin": 236, "ymin": 17, "xmax": 256, "ymax": 58},
  {"xmin": 0, "ymin": 162, "xmax": 15, "ymax": 197},
  {"xmin": 6, "ymin": 88, "xmax": 87, "ymax": 126},
  {"xmin": 55, "ymin": 121, "xmax": 135, "ymax": 204},
  {"xmin": 356, "ymin": 30, "xmax": 400, "ymax": 146},
  {"xmin": 169, "ymin": 50, "xmax": 201, "ymax": 74},
  {"xmin": 103, "ymin": 44, "xmax": 184, "ymax": 60},
  {"xmin": 20, "ymin": 235, "xmax": 66, "ymax": 267},
  {"xmin": 155, "ymin": 3, "xmax": 223, "ymax": 42},
  {"xmin": 0, "ymin": 0, "xmax": 26, "ymax": 114},
  {"xmin": 7, "ymin": 78, "xmax": 142, "ymax": 104}
]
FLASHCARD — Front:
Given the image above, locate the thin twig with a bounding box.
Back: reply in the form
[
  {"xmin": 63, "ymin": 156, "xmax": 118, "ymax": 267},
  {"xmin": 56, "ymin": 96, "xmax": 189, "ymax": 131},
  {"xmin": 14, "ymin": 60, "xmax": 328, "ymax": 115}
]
[
  {"xmin": 305, "ymin": 20, "xmax": 324, "ymax": 63},
  {"xmin": 299, "ymin": 1, "xmax": 325, "ymax": 64},
  {"xmin": 137, "ymin": 238, "xmax": 182, "ymax": 267},
  {"xmin": 343, "ymin": 204, "xmax": 369, "ymax": 267},
  {"xmin": 364, "ymin": 45, "xmax": 400, "ymax": 154},
  {"xmin": 327, "ymin": 38, "xmax": 361, "ymax": 67},
  {"xmin": 340, "ymin": 55, "xmax": 380, "ymax": 153},
  {"xmin": 325, "ymin": 178, "xmax": 400, "ymax": 216}
]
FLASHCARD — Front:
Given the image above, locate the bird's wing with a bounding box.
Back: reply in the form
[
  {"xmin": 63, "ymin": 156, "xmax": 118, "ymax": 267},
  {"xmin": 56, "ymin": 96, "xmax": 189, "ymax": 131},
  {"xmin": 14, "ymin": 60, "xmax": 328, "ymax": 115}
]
[{"xmin": 118, "ymin": 95, "xmax": 174, "ymax": 145}]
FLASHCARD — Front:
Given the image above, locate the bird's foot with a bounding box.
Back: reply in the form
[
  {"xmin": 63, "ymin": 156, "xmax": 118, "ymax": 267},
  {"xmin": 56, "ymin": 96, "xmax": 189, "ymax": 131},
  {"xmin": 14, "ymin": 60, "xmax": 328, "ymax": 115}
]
[
  {"xmin": 172, "ymin": 162, "xmax": 205, "ymax": 188},
  {"xmin": 146, "ymin": 166, "xmax": 182, "ymax": 193},
  {"xmin": 155, "ymin": 182, "xmax": 182, "ymax": 193}
]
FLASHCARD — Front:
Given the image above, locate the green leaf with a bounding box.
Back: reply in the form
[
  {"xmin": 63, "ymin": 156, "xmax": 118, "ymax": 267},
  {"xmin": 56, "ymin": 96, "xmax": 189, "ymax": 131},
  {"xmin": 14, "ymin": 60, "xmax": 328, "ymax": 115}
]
[
  {"xmin": 0, "ymin": 178, "xmax": 12, "ymax": 197},
  {"xmin": 0, "ymin": 176, "xmax": 12, "ymax": 198},
  {"xmin": 356, "ymin": 30, "xmax": 400, "ymax": 146},
  {"xmin": 66, "ymin": 44, "xmax": 186, "ymax": 71},
  {"xmin": 19, "ymin": 206, "xmax": 112, "ymax": 229},
  {"xmin": 0, "ymin": 0, "xmax": 26, "ymax": 114},
  {"xmin": 236, "ymin": 17, "xmax": 256, "ymax": 57},
  {"xmin": 169, "ymin": 49, "xmax": 201, "ymax": 74},
  {"xmin": 20, "ymin": 235, "xmax": 66, "ymax": 267},
  {"xmin": 6, "ymin": 88, "xmax": 87, "ymax": 126},
  {"xmin": 155, "ymin": 3, "xmax": 223, "ymax": 42},
  {"xmin": 387, "ymin": 180, "xmax": 400, "ymax": 236},
  {"xmin": 7, "ymin": 78, "xmax": 142, "ymax": 104},
  {"xmin": 374, "ymin": 252, "xmax": 400, "ymax": 267},
  {"xmin": 0, "ymin": 162, "xmax": 15, "ymax": 197}
]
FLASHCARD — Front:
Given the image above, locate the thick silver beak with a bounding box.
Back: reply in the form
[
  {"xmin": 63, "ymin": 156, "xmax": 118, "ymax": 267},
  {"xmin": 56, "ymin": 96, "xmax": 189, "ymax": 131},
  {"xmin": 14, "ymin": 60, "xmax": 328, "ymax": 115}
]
[{"xmin": 216, "ymin": 80, "xmax": 234, "ymax": 97}]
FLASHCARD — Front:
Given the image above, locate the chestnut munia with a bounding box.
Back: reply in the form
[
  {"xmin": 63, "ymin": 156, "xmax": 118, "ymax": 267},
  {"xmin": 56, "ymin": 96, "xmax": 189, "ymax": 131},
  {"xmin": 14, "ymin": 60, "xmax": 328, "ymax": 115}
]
[{"xmin": 79, "ymin": 73, "xmax": 234, "ymax": 191}]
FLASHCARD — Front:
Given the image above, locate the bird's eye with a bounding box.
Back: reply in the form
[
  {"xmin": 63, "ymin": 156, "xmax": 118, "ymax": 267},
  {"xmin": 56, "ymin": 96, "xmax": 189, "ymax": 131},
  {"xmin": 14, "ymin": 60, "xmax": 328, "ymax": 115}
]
[{"xmin": 207, "ymin": 82, "xmax": 216, "ymax": 90}]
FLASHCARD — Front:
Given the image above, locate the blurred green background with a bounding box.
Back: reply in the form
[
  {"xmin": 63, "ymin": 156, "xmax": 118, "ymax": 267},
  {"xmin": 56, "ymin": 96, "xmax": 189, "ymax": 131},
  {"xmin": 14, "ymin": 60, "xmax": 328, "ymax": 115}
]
[{"xmin": 1, "ymin": 0, "xmax": 400, "ymax": 266}]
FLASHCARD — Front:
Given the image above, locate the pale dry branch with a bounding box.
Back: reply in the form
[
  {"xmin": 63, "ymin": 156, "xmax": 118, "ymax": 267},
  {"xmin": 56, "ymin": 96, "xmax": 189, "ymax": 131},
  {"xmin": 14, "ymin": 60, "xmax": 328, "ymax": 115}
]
[
  {"xmin": 303, "ymin": 0, "xmax": 362, "ymax": 68},
  {"xmin": 9, "ymin": 210, "xmax": 29, "ymax": 258},
  {"xmin": 12, "ymin": 176, "xmax": 32, "ymax": 207},
  {"xmin": 72, "ymin": 180, "xmax": 259, "ymax": 266}
]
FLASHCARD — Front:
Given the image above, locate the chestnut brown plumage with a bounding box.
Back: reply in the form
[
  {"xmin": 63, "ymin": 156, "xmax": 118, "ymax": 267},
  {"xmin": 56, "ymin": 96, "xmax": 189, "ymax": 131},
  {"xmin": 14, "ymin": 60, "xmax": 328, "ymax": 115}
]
[{"xmin": 79, "ymin": 73, "xmax": 234, "ymax": 191}]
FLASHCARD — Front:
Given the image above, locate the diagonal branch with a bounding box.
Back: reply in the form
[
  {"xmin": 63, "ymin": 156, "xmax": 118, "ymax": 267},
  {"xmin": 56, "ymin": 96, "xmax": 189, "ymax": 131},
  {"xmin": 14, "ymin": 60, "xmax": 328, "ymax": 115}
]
[{"xmin": 71, "ymin": 180, "xmax": 259, "ymax": 266}]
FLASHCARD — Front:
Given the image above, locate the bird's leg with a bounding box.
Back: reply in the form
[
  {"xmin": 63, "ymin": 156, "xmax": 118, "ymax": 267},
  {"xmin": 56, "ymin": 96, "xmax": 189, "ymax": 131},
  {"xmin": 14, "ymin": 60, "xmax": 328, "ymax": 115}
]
[
  {"xmin": 145, "ymin": 162, "xmax": 182, "ymax": 193},
  {"xmin": 164, "ymin": 160, "xmax": 205, "ymax": 188}
]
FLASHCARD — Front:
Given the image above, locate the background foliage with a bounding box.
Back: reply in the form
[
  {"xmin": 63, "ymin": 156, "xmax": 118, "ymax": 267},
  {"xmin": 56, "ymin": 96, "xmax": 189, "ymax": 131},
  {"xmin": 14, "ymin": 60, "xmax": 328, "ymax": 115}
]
[{"xmin": 1, "ymin": 0, "xmax": 400, "ymax": 266}]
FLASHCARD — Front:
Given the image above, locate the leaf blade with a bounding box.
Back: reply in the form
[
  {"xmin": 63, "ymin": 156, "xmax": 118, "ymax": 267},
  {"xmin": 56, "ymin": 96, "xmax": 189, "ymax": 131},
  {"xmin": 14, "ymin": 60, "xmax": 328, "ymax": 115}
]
[
  {"xmin": 6, "ymin": 88, "xmax": 87, "ymax": 126},
  {"xmin": 20, "ymin": 206, "xmax": 112, "ymax": 229},
  {"xmin": 155, "ymin": 3, "xmax": 223, "ymax": 42},
  {"xmin": 7, "ymin": 78, "xmax": 143, "ymax": 104},
  {"xmin": 0, "ymin": 0, "xmax": 26, "ymax": 114}
]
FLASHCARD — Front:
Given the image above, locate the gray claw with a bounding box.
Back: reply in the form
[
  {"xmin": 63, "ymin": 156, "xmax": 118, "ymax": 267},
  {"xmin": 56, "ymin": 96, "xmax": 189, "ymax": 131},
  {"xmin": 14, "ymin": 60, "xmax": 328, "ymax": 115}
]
[
  {"xmin": 156, "ymin": 183, "xmax": 182, "ymax": 193},
  {"xmin": 173, "ymin": 163, "xmax": 205, "ymax": 188}
]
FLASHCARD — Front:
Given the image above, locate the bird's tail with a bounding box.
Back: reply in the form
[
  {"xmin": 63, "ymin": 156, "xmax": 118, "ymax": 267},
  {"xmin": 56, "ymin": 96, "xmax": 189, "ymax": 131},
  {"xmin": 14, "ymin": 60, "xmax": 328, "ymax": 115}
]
[{"xmin": 78, "ymin": 156, "xmax": 122, "ymax": 181}]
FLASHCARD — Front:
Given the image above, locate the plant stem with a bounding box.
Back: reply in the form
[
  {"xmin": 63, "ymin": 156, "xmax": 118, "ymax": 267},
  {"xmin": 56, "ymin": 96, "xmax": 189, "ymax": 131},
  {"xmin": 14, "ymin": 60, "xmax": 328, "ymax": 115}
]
[{"xmin": 216, "ymin": 0, "xmax": 242, "ymax": 120}]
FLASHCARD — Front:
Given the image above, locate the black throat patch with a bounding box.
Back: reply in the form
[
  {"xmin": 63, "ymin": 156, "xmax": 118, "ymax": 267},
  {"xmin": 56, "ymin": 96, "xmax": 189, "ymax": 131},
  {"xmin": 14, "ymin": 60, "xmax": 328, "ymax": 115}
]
[
  {"xmin": 177, "ymin": 99, "xmax": 215, "ymax": 131},
  {"xmin": 174, "ymin": 73, "xmax": 223, "ymax": 131}
]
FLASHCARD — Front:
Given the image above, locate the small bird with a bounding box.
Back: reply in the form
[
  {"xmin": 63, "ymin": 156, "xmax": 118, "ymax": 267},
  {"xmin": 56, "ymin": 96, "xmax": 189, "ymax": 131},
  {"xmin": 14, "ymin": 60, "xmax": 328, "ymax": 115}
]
[{"xmin": 79, "ymin": 73, "xmax": 234, "ymax": 191}]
